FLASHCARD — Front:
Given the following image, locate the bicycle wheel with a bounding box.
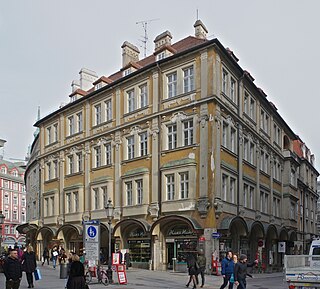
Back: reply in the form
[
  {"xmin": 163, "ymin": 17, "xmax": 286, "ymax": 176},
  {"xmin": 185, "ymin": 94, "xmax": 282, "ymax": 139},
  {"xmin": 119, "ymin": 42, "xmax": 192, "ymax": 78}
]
[
  {"xmin": 85, "ymin": 271, "xmax": 92, "ymax": 284},
  {"xmin": 99, "ymin": 271, "xmax": 109, "ymax": 286}
]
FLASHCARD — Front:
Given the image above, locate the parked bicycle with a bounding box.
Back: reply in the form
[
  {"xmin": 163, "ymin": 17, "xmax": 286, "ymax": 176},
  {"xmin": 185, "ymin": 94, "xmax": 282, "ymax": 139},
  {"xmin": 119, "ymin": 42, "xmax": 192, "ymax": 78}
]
[{"xmin": 85, "ymin": 264, "xmax": 109, "ymax": 286}]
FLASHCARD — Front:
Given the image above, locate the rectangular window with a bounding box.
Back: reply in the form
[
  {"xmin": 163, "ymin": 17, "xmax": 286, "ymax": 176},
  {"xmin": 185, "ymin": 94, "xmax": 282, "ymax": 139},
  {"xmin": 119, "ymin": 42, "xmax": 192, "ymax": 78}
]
[
  {"xmin": 11, "ymin": 226, "xmax": 15, "ymax": 234},
  {"xmin": 244, "ymin": 92, "xmax": 249, "ymax": 114},
  {"xmin": 139, "ymin": 84, "xmax": 148, "ymax": 108},
  {"xmin": 126, "ymin": 182, "xmax": 133, "ymax": 206},
  {"xmin": 180, "ymin": 172, "xmax": 189, "ymax": 199},
  {"xmin": 4, "ymin": 210, "xmax": 9, "ymax": 219},
  {"xmin": 127, "ymin": 89, "xmax": 135, "ymax": 112},
  {"xmin": 68, "ymin": 155, "xmax": 74, "ymax": 174},
  {"xmin": 168, "ymin": 124, "xmax": 177, "ymax": 149},
  {"xmin": 183, "ymin": 120, "xmax": 194, "ymax": 146},
  {"xmin": 139, "ymin": 132, "xmax": 148, "ymax": 156},
  {"xmin": 22, "ymin": 198, "xmax": 26, "ymax": 207},
  {"xmin": 66, "ymin": 193, "xmax": 71, "ymax": 213},
  {"xmin": 260, "ymin": 109, "xmax": 269, "ymax": 133},
  {"xmin": 13, "ymin": 211, "xmax": 18, "ymax": 220},
  {"xmin": 53, "ymin": 161, "xmax": 58, "ymax": 178},
  {"xmin": 249, "ymin": 186, "xmax": 254, "ymax": 209},
  {"xmin": 127, "ymin": 136, "xmax": 135, "ymax": 159},
  {"xmin": 21, "ymin": 211, "xmax": 26, "ymax": 222},
  {"xmin": 105, "ymin": 99, "xmax": 112, "ymax": 121},
  {"xmin": 166, "ymin": 174, "xmax": 175, "ymax": 200},
  {"xmin": 222, "ymin": 69, "xmax": 228, "ymax": 94},
  {"xmin": 76, "ymin": 153, "xmax": 82, "ymax": 172},
  {"xmin": 53, "ymin": 124, "xmax": 58, "ymax": 142},
  {"xmin": 136, "ymin": 179, "xmax": 143, "ymax": 205},
  {"xmin": 5, "ymin": 225, "xmax": 9, "ymax": 234},
  {"xmin": 4, "ymin": 194, "xmax": 9, "ymax": 204},
  {"xmin": 102, "ymin": 186, "xmax": 108, "ymax": 208},
  {"xmin": 105, "ymin": 143, "xmax": 111, "ymax": 165},
  {"xmin": 45, "ymin": 199, "xmax": 49, "ymax": 217},
  {"xmin": 68, "ymin": 116, "xmax": 74, "ymax": 136},
  {"xmin": 47, "ymin": 127, "xmax": 51, "ymax": 144},
  {"xmin": 94, "ymin": 146, "xmax": 101, "ymax": 167},
  {"xmin": 250, "ymin": 98, "xmax": 255, "ymax": 119},
  {"xmin": 230, "ymin": 178, "xmax": 236, "ymax": 203},
  {"xmin": 167, "ymin": 72, "xmax": 177, "ymax": 98},
  {"xmin": 222, "ymin": 123, "xmax": 228, "ymax": 147},
  {"xmin": 74, "ymin": 192, "xmax": 79, "ymax": 211},
  {"xmin": 47, "ymin": 163, "xmax": 51, "ymax": 180},
  {"xmin": 260, "ymin": 191, "xmax": 269, "ymax": 213},
  {"xmin": 93, "ymin": 188, "xmax": 99, "ymax": 210},
  {"xmin": 244, "ymin": 184, "xmax": 248, "ymax": 207},
  {"xmin": 95, "ymin": 104, "xmax": 102, "ymax": 125},
  {"xmin": 77, "ymin": 112, "xmax": 83, "ymax": 132},
  {"xmin": 230, "ymin": 127, "xmax": 236, "ymax": 153},
  {"xmin": 222, "ymin": 174, "xmax": 227, "ymax": 201},
  {"xmin": 183, "ymin": 66, "xmax": 194, "ymax": 93},
  {"xmin": 13, "ymin": 195, "xmax": 18, "ymax": 205},
  {"xmin": 230, "ymin": 77, "xmax": 236, "ymax": 102}
]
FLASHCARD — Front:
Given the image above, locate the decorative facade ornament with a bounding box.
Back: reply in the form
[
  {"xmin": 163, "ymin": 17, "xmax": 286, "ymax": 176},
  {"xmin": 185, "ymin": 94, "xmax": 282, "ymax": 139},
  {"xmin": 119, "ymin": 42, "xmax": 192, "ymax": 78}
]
[
  {"xmin": 82, "ymin": 211, "xmax": 91, "ymax": 222},
  {"xmin": 113, "ymin": 207, "xmax": 122, "ymax": 221},
  {"xmin": 57, "ymin": 216, "xmax": 64, "ymax": 226},
  {"xmin": 148, "ymin": 203, "xmax": 159, "ymax": 220},
  {"xmin": 255, "ymin": 210, "xmax": 262, "ymax": 220},
  {"xmin": 197, "ymin": 197, "xmax": 210, "ymax": 218},
  {"xmin": 213, "ymin": 197, "xmax": 223, "ymax": 219}
]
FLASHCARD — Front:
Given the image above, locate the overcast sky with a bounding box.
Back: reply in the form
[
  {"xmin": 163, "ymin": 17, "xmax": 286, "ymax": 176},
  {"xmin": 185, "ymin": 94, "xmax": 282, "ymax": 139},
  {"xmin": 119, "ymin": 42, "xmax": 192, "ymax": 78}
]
[{"xmin": 1, "ymin": 0, "xmax": 320, "ymax": 169}]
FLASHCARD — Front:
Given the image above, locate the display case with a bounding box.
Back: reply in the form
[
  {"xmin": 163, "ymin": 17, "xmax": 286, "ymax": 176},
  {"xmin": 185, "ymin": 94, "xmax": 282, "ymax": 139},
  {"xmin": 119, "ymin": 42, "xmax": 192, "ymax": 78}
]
[{"xmin": 128, "ymin": 239, "xmax": 151, "ymax": 262}]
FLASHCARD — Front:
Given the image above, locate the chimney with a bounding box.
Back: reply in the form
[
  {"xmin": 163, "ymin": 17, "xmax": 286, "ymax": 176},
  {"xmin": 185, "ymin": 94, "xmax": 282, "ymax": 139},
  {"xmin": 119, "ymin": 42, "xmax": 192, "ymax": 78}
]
[
  {"xmin": 154, "ymin": 31, "xmax": 172, "ymax": 51},
  {"xmin": 71, "ymin": 80, "xmax": 80, "ymax": 92},
  {"xmin": 121, "ymin": 41, "xmax": 140, "ymax": 68},
  {"xmin": 79, "ymin": 68, "xmax": 98, "ymax": 91},
  {"xmin": 194, "ymin": 20, "xmax": 208, "ymax": 39}
]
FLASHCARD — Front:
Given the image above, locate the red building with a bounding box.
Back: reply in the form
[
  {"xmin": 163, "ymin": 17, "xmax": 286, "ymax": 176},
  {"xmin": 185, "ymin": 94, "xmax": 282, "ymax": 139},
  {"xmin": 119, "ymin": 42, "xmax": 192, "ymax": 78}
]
[{"xmin": 0, "ymin": 158, "xmax": 26, "ymax": 248}]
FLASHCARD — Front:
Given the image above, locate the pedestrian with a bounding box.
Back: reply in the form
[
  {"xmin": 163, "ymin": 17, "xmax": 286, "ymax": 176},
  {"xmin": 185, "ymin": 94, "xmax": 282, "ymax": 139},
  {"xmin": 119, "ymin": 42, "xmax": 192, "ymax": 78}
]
[
  {"xmin": 66, "ymin": 254, "xmax": 86, "ymax": 289},
  {"xmin": 3, "ymin": 248, "xmax": 23, "ymax": 289},
  {"xmin": 51, "ymin": 246, "xmax": 59, "ymax": 269},
  {"xmin": 234, "ymin": 254, "xmax": 258, "ymax": 289},
  {"xmin": 196, "ymin": 249, "xmax": 206, "ymax": 288},
  {"xmin": 219, "ymin": 251, "xmax": 234, "ymax": 289},
  {"xmin": 124, "ymin": 250, "xmax": 130, "ymax": 269},
  {"xmin": 21, "ymin": 245, "xmax": 37, "ymax": 288},
  {"xmin": 42, "ymin": 247, "xmax": 50, "ymax": 266},
  {"xmin": 186, "ymin": 253, "xmax": 198, "ymax": 289},
  {"xmin": 233, "ymin": 254, "xmax": 238, "ymax": 264}
]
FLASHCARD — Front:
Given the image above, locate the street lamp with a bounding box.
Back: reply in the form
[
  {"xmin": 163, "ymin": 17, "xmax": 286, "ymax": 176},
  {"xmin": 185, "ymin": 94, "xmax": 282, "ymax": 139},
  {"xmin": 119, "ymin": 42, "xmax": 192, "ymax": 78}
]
[
  {"xmin": 105, "ymin": 199, "xmax": 114, "ymax": 283},
  {"xmin": 0, "ymin": 210, "xmax": 5, "ymax": 253}
]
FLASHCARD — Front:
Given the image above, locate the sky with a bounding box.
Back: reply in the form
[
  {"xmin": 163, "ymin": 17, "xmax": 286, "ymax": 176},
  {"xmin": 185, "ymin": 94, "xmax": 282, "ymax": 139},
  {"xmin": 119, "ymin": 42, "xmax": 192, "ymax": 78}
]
[{"xmin": 0, "ymin": 0, "xmax": 320, "ymax": 169}]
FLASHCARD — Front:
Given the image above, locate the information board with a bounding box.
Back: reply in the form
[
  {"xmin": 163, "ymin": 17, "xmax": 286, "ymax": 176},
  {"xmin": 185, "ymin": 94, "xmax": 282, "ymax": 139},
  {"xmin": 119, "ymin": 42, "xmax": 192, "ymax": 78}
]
[{"xmin": 83, "ymin": 220, "xmax": 100, "ymax": 263}]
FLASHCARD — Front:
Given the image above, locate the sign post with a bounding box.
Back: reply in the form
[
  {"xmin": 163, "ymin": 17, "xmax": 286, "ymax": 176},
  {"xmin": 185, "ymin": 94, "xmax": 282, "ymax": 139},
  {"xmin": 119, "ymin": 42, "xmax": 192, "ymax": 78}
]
[
  {"xmin": 112, "ymin": 252, "xmax": 127, "ymax": 284},
  {"xmin": 83, "ymin": 220, "xmax": 100, "ymax": 266},
  {"xmin": 212, "ymin": 232, "xmax": 222, "ymax": 239}
]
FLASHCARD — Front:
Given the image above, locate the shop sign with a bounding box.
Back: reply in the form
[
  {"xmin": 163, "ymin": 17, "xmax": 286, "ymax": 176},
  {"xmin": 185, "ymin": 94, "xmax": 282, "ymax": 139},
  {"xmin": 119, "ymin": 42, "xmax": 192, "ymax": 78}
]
[
  {"xmin": 128, "ymin": 228, "xmax": 147, "ymax": 238},
  {"xmin": 168, "ymin": 226, "xmax": 194, "ymax": 236}
]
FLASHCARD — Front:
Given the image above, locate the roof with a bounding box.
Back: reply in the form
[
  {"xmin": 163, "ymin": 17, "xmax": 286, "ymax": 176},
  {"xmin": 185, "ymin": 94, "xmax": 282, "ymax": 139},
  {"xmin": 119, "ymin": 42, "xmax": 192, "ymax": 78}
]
[{"xmin": 69, "ymin": 88, "xmax": 87, "ymax": 97}]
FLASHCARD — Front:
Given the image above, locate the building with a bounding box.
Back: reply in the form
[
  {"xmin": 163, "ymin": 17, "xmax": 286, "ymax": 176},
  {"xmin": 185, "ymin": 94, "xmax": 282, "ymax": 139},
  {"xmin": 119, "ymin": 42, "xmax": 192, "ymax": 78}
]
[
  {"xmin": 0, "ymin": 157, "xmax": 27, "ymax": 247},
  {"xmin": 21, "ymin": 20, "xmax": 318, "ymax": 272}
]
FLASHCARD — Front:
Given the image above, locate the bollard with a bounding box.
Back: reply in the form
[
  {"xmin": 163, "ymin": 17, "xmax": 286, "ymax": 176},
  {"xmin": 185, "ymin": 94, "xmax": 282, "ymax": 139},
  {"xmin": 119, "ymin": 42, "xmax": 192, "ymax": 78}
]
[{"xmin": 172, "ymin": 257, "xmax": 177, "ymax": 272}]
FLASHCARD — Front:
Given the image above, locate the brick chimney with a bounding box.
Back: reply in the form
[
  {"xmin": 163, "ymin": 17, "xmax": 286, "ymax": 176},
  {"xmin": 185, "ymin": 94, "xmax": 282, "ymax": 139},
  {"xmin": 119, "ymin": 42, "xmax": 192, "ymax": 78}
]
[
  {"xmin": 154, "ymin": 31, "xmax": 172, "ymax": 51},
  {"xmin": 121, "ymin": 41, "xmax": 140, "ymax": 68},
  {"xmin": 194, "ymin": 20, "xmax": 208, "ymax": 39}
]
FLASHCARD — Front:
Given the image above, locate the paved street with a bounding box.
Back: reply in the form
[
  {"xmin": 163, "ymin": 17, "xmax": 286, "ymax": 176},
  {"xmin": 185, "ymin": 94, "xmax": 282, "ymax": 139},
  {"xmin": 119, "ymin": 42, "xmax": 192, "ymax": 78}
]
[{"xmin": 0, "ymin": 263, "xmax": 288, "ymax": 289}]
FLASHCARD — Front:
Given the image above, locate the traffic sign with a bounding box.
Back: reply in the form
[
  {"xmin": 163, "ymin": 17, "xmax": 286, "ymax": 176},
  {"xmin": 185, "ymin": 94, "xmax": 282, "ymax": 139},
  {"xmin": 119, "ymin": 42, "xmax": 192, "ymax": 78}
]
[
  {"xmin": 83, "ymin": 220, "xmax": 100, "ymax": 264},
  {"xmin": 212, "ymin": 232, "xmax": 222, "ymax": 239},
  {"xmin": 87, "ymin": 226, "xmax": 97, "ymax": 238}
]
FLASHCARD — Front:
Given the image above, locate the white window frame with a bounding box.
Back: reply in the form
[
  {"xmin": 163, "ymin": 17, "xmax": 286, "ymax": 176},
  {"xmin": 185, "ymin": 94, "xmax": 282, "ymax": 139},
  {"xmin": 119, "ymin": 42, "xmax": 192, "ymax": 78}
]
[
  {"xmin": 183, "ymin": 119, "xmax": 194, "ymax": 146},
  {"xmin": 183, "ymin": 66, "xmax": 194, "ymax": 93},
  {"xmin": 127, "ymin": 136, "xmax": 135, "ymax": 159},
  {"xmin": 136, "ymin": 179, "xmax": 143, "ymax": 205},
  {"xmin": 139, "ymin": 84, "xmax": 148, "ymax": 108},
  {"xmin": 167, "ymin": 72, "xmax": 177, "ymax": 98},
  {"xmin": 139, "ymin": 132, "xmax": 148, "ymax": 156},
  {"xmin": 127, "ymin": 89, "xmax": 135, "ymax": 113},
  {"xmin": 180, "ymin": 172, "xmax": 189, "ymax": 199},
  {"xmin": 95, "ymin": 104, "xmax": 102, "ymax": 125},
  {"xmin": 126, "ymin": 181, "xmax": 133, "ymax": 206},
  {"xmin": 167, "ymin": 124, "xmax": 177, "ymax": 150},
  {"xmin": 166, "ymin": 174, "xmax": 175, "ymax": 201}
]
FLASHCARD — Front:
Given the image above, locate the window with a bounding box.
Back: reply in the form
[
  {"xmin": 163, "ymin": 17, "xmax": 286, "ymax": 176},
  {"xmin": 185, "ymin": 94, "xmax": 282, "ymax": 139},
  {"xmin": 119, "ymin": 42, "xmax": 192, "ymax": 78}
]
[
  {"xmin": 243, "ymin": 138, "xmax": 255, "ymax": 165},
  {"xmin": 53, "ymin": 161, "xmax": 58, "ymax": 178},
  {"xmin": 4, "ymin": 210, "xmax": 9, "ymax": 219},
  {"xmin": 221, "ymin": 121, "xmax": 237, "ymax": 153},
  {"xmin": 139, "ymin": 132, "xmax": 148, "ymax": 156},
  {"xmin": 68, "ymin": 155, "xmax": 74, "ymax": 175},
  {"xmin": 95, "ymin": 104, "xmax": 102, "ymax": 125},
  {"xmin": 183, "ymin": 120, "xmax": 194, "ymax": 146},
  {"xmin": 230, "ymin": 177, "xmax": 236, "ymax": 203},
  {"xmin": 167, "ymin": 72, "xmax": 177, "ymax": 98},
  {"xmin": 105, "ymin": 143, "xmax": 111, "ymax": 165},
  {"xmin": 139, "ymin": 84, "xmax": 148, "ymax": 108},
  {"xmin": 260, "ymin": 109, "xmax": 270, "ymax": 133},
  {"xmin": 230, "ymin": 77, "xmax": 236, "ymax": 103},
  {"xmin": 274, "ymin": 124, "xmax": 281, "ymax": 146},
  {"xmin": 66, "ymin": 193, "xmax": 71, "ymax": 213},
  {"xmin": 222, "ymin": 174, "xmax": 228, "ymax": 201},
  {"xmin": 222, "ymin": 123, "xmax": 227, "ymax": 147},
  {"xmin": 183, "ymin": 66, "xmax": 194, "ymax": 93},
  {"xmin": 166, "ymin": 174, "xmax": 175, "ymax": 200},
  {"xmin": 76, "ymin": 153, "xmax": 83, "ymax": 172},
  {"xmin": 273, "ymin": 197, "xmax": 280, "ymax": 217},
  {"xmin": 21, "ymin": 211, "xmax": 26, "ymax": 222},
  {"xmin": 47, "ymin": 127, "xmax": 51, "ymax": 145},
  {"xmin": 230, "ymin": 128, "xmax": 236, "ymax": 152},
  {"xmin": 126, "ymin": 182, "xmax": 133, "ymax": 206},
  {"xmin": 22, "ymin": 198, "xmax": 26, "ymax": 207},
  {"xmin": 179, "ymin": 172, "xmax": 189, "ymax": 199},
  {"xmin": 273, "ymin": 158, "xmax": 281, "ymax": 181},
  {"xmin": 243, "ymin": 184, "xmax": 254, "ymax": 209},
  {"xmin": 68, "ymin": 115, "xmax": 75, "ymax": 136},
  {"xmin": 47, "ymin": 163, "xmax": 52, "ymax": 180},
  {"xmin": 105, "ymin": 99, "xmax": 112, "ymax": 121},
  {"xmin": 11, "ymin": 226, "xmax": 15, "ymax": 234},
  {"xmin": 290, "ymin": 201, "xmax": 296, "ymax": 219},
  {"xmin": 94, "ymin": 146, "xmax": 101, "ymax": 167},
  {"xmin": 260, "ymin": 151, "xmax": 269, "ymax": 174},
  {"xmin": 4, "ymin": 194, "xmax": 9, "ymax": 204},
  {"xmin": 5, "ymin": 225, "xmax": 9, "ymax": 234},
  {"xmin": 102, "ymin": 186, "xmax": 108, "ymax": 207},
  {"xmin": 136, "ymin": 179, "xmax": 143, "ymax": 205},
  {"xmin": 127, "ymin": 89, "xmax": 135, "ymax": 113},
  {"xmin": 222, "ymin": 69, "xmax": 228, "ymax": 94},
  {"xmin": 77, "ymin": 112, "xmax": 83, "ymax": 132},
  {"xmin": 13, "ymin": 195, "xmax": 18, "ymax": 205},
  {"xmin": 167, "ymin": 124, "xmax": 177, "ymax": 149},
  {"xmin": 290, "ymin": 169, "xmax": 296, "ymax": 186},
  {"xmin": 3, "ymin": 180, "xmax": 9, "ymax": 188},
  {"xmin": 53, "ymin": 124, "xmax": 58, "ymax": 142},
  {"xmin": 73, "ymin": 192, "xmax": 79, "ymax": 211},
  {"xmin": 13, "ymin": 211, "xmax": 18, "ymax": 220},
  {"xmin": 13, "ymin": 182, "xmax": 18, "ymax": 190},
  {"xmin": 45, "ymin": 198, "xmax": 49, "ymax": 217},
  {"xmin": 260, "ymin": 191, "xmax": 269, "ymax": 214},
  {"xmin": 157, "ymin": 52, "xmax": 166, "ymax": 60},
  {"xmin": 0, "ymin": 166, "xmax": 6, "ymax": 174},
  {"xmin": 244, "ymin": 91, "xmax": 256, "ymax": 120},
  {"xmin": 127, "ymin": 136, "xmax": 135, "ymax": 159}
]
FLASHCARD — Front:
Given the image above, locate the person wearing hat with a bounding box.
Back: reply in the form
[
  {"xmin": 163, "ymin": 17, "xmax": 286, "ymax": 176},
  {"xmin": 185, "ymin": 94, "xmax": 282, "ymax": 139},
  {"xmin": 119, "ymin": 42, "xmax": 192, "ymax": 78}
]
[
  {"xmin": 234, "ymin": 254, "xmax": 258, "ymax": 289},
  {"xmin": 219, "ymin": 251, "xmax": 234, "ymax": 289}
]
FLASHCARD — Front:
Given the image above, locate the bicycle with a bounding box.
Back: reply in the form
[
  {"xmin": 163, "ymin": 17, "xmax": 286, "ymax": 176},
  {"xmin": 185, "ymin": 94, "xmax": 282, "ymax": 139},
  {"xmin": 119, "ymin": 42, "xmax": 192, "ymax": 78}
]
[{"xmin": 85, "ymin": 264, "xmax": 109, "ymax": 286}]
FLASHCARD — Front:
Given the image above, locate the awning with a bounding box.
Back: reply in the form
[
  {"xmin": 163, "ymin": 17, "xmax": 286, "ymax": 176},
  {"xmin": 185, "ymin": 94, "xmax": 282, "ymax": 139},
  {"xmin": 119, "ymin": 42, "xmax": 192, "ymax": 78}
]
[{"xmin": 16, "ymin": 223, "xmax": 38, "ymax": 234}]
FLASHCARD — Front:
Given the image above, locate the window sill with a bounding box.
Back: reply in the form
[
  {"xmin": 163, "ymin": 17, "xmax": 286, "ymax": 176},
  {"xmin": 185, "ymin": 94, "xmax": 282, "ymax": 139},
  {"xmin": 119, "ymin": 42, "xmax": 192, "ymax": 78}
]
[
  {"xmin": 161, "ymin": 144, "xmax": 198, "ymax": 155},
  {"xmin": 121, "ymin": 155, "xmax": 151, "ymax": 165},
  {"xmin": 162, "ymin": 90, "xmax": 196, "ymax": 103},
  {"xmin": 124, "ymin": 106, "xmax": 150, "ymax": 117},
  {"xmin": 273, "ymin": 178, "xmax": 282, "ymax": 185},
  {"xmin": 44, "ymin": 178, "xmax": 59, "ymax": 184},
  {"xmin": 259, "ymin": 170, "xmax": 270, "ymax": 178},
  {"xmin": 221, "ymin": 92, "xmax": 238, "ymax": 107},
  {"xmin": 91, "ymin": 164, "xmax": 113, "ymax": 171},
  {"xmin": 45, "ymin": 141, "xmax": 59, "ymax": 148},
  {"xmin": 221, "ymin": 146, "xmax": 238, "ymax": 158},
  {"xmin": 65, "ymin": 171, "xmax": 83, "ymax": 178},
  {"xmin": 66, "ymin": 131, "xmax": 83, "ymax": 139},
  {"xmin": 92, "ymin": 120, "xmax": 113, "ymax": 130},
  {"xmin": 259, "ymin": 129, "xmax": 270, "ymax": 139},
  {"xmin": 243, "ymin": 113, "xmax": 256, "ymax": 125},
  {"xmin": 243, "ymin": 160, "xmax": 256, "ymax": 169}
]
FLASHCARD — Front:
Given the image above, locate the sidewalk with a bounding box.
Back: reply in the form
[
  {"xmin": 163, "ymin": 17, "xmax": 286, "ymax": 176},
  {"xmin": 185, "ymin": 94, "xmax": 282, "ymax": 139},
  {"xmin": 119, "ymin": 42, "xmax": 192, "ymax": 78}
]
[{"xmin": 0, "ymin": 263, "xmax": 286, "ymax": 289}]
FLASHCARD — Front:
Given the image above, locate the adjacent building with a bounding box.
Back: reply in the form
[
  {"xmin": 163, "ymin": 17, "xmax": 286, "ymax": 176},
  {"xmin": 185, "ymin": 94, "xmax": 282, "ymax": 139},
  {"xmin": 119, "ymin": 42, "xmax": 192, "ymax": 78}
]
[{"xmin": 21, "ymin": 20, "xmax": 318, "ymax": 272}]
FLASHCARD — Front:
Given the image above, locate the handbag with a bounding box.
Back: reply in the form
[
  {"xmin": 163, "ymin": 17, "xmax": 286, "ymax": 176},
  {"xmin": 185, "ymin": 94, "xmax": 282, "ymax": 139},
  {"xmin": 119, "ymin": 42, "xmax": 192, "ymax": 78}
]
[
  {"xmin": 229, "ymin": 273, "xmax": 234, "ymax": 283},
  {"xmin": 34, "ymin": 268, "xmax": 42, "ymax": 281}
]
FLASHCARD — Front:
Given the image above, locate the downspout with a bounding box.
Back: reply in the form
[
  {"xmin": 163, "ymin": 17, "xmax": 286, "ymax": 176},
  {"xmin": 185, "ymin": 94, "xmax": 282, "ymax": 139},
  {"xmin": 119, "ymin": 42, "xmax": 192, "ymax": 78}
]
[{"xmin": 157, "ymin": 63, "xmax": 162, "ymax": 217}]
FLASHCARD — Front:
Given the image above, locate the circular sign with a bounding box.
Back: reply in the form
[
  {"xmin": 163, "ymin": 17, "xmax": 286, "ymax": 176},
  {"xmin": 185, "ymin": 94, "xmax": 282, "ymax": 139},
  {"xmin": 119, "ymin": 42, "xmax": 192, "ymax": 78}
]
[{"xmin": 87, "ymin": 226, "xmax": 97, "ymax": 238}]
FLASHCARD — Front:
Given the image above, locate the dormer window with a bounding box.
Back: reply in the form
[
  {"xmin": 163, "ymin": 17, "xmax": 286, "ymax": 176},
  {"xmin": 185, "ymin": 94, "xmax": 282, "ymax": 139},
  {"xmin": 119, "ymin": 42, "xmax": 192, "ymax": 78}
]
[
  {"xmin": 157, "ymin": 52, "xmax": 166, "ymax": 61},
  {"xmin": 95, "ymin": 82, "xmax": 103, "ymax": 90},
  {"xmin": 1, "ymin": 166, "xmax": 7, "ymax": 174},
  {"xmin": 124, "ymin": 68, "xmax": 131, "ymax": 76}
]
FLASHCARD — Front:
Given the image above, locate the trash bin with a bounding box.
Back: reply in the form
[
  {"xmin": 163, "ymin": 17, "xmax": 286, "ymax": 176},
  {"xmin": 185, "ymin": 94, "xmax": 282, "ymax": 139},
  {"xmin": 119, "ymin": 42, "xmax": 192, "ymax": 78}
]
[{"xmin": 60, "ymin": 263, "xmax": 68, "ymax": 279}]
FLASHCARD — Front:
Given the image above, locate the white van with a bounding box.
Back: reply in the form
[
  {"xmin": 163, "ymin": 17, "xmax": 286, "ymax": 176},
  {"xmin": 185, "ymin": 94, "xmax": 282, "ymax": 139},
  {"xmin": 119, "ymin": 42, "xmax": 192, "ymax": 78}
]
[{"xmin": 309, "ymin": 239, "xmax": 320, "ymax": 268}]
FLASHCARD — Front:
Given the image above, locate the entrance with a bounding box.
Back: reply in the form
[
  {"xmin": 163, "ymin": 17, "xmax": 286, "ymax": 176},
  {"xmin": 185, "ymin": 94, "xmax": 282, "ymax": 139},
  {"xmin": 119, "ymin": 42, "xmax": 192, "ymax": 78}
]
[{"xmin": 166, "ymin": 242, "xmax": 174, "ymax": 269}]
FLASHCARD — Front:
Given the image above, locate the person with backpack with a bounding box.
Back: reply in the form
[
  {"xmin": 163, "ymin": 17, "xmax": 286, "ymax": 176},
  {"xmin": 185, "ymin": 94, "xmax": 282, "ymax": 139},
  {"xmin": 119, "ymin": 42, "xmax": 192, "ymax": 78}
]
[{"xmin": 219, "ymin": 251, "xmax": 234, "ymax": 289}]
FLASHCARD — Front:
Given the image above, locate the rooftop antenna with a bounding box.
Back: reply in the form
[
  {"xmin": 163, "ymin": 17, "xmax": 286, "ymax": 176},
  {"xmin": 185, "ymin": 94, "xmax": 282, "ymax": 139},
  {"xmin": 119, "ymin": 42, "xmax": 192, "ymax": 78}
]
[
  {"xmin": 197, "ymin": 8, "xmax": 199, "ymax": 20},
  {"xmin": 136, "ymin": 18, "xmax": 160, "ymax": 57}
]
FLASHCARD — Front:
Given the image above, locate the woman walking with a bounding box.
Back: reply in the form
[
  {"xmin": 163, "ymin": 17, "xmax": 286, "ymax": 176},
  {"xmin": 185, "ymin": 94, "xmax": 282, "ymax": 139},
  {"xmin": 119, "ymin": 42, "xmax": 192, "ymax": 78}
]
[
  {"xmin": 66, "ymin": 254, "xmax": 86, "ymax": 289},
  {"xmin": 22, "ymin": 245, "xmax": 37, "ymax": 288},
  {"xmin": 186, "ymin": 253, "xmax": 198, "ymax": 289}
]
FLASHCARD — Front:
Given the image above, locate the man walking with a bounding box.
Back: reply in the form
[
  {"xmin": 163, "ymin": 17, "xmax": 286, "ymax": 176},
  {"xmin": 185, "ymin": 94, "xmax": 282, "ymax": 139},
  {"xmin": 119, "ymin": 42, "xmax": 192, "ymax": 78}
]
[
  {"xmin": 220, "ymin": 251, "xmax": 234, "ymax": 289},
  {"xmin": 3, "ymin": 248, "xmax": 22, "ymax": 289},
  {"xmin": 196, "ymin": 249, "xmax": 206, "ymax": 288},
  {"xmin": 234, "ymin": 254, "xmax": 258, "ymax": 289}
]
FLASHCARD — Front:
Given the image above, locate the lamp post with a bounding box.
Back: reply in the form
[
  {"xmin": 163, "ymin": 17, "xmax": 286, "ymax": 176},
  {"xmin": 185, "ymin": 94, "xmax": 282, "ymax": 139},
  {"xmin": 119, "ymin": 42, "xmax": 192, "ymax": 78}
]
[
  {"xmin": 105, "ymin": 199, "xmax": 114, "ymax": 283},
  {"xmin": 0, "ymin": 210, "xmax": 5, "ymax": 253}
]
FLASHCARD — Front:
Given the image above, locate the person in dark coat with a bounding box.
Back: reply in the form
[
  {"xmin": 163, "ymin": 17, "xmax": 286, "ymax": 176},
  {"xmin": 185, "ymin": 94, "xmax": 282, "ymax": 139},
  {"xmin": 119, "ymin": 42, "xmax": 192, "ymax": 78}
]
[
  {"xmin": 21, "ymin": 245, "xmax": 37, "ymax": 288},
  {"xmin": 42, "ymin": 247, "xmax": 49, "ymax": 266},
  {"xmin": 3, "ymin": 248, "xmax": 23, "ymax": 289},
  {"xmin": 66, "ymin": 255, "xmax": 86, "ymax": 289},
  {"xmin": 124, "ymin": 251, "xmax": 130, "ymax": 269},
  {"xmin": 234, "ymin": 254, "xmax": 258, "ymax": 289},
  {"xmin": 220, "ymin": 251, "xmax": 234, "ymax": 289},
  {"xmin": 196, "ymin": 249, "xmax": 206, "ymax": 288},
  {"xmin": 186, "ymin": 253, "xmax": 198, "ymax": 289}
]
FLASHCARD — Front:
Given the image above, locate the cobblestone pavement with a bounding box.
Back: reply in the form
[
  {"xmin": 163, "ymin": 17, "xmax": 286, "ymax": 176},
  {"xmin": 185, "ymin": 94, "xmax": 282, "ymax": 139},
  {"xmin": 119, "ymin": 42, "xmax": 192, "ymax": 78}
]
[{"xmin": 1, "ymin": 263, "xmax": 288, "ymax": 289}]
